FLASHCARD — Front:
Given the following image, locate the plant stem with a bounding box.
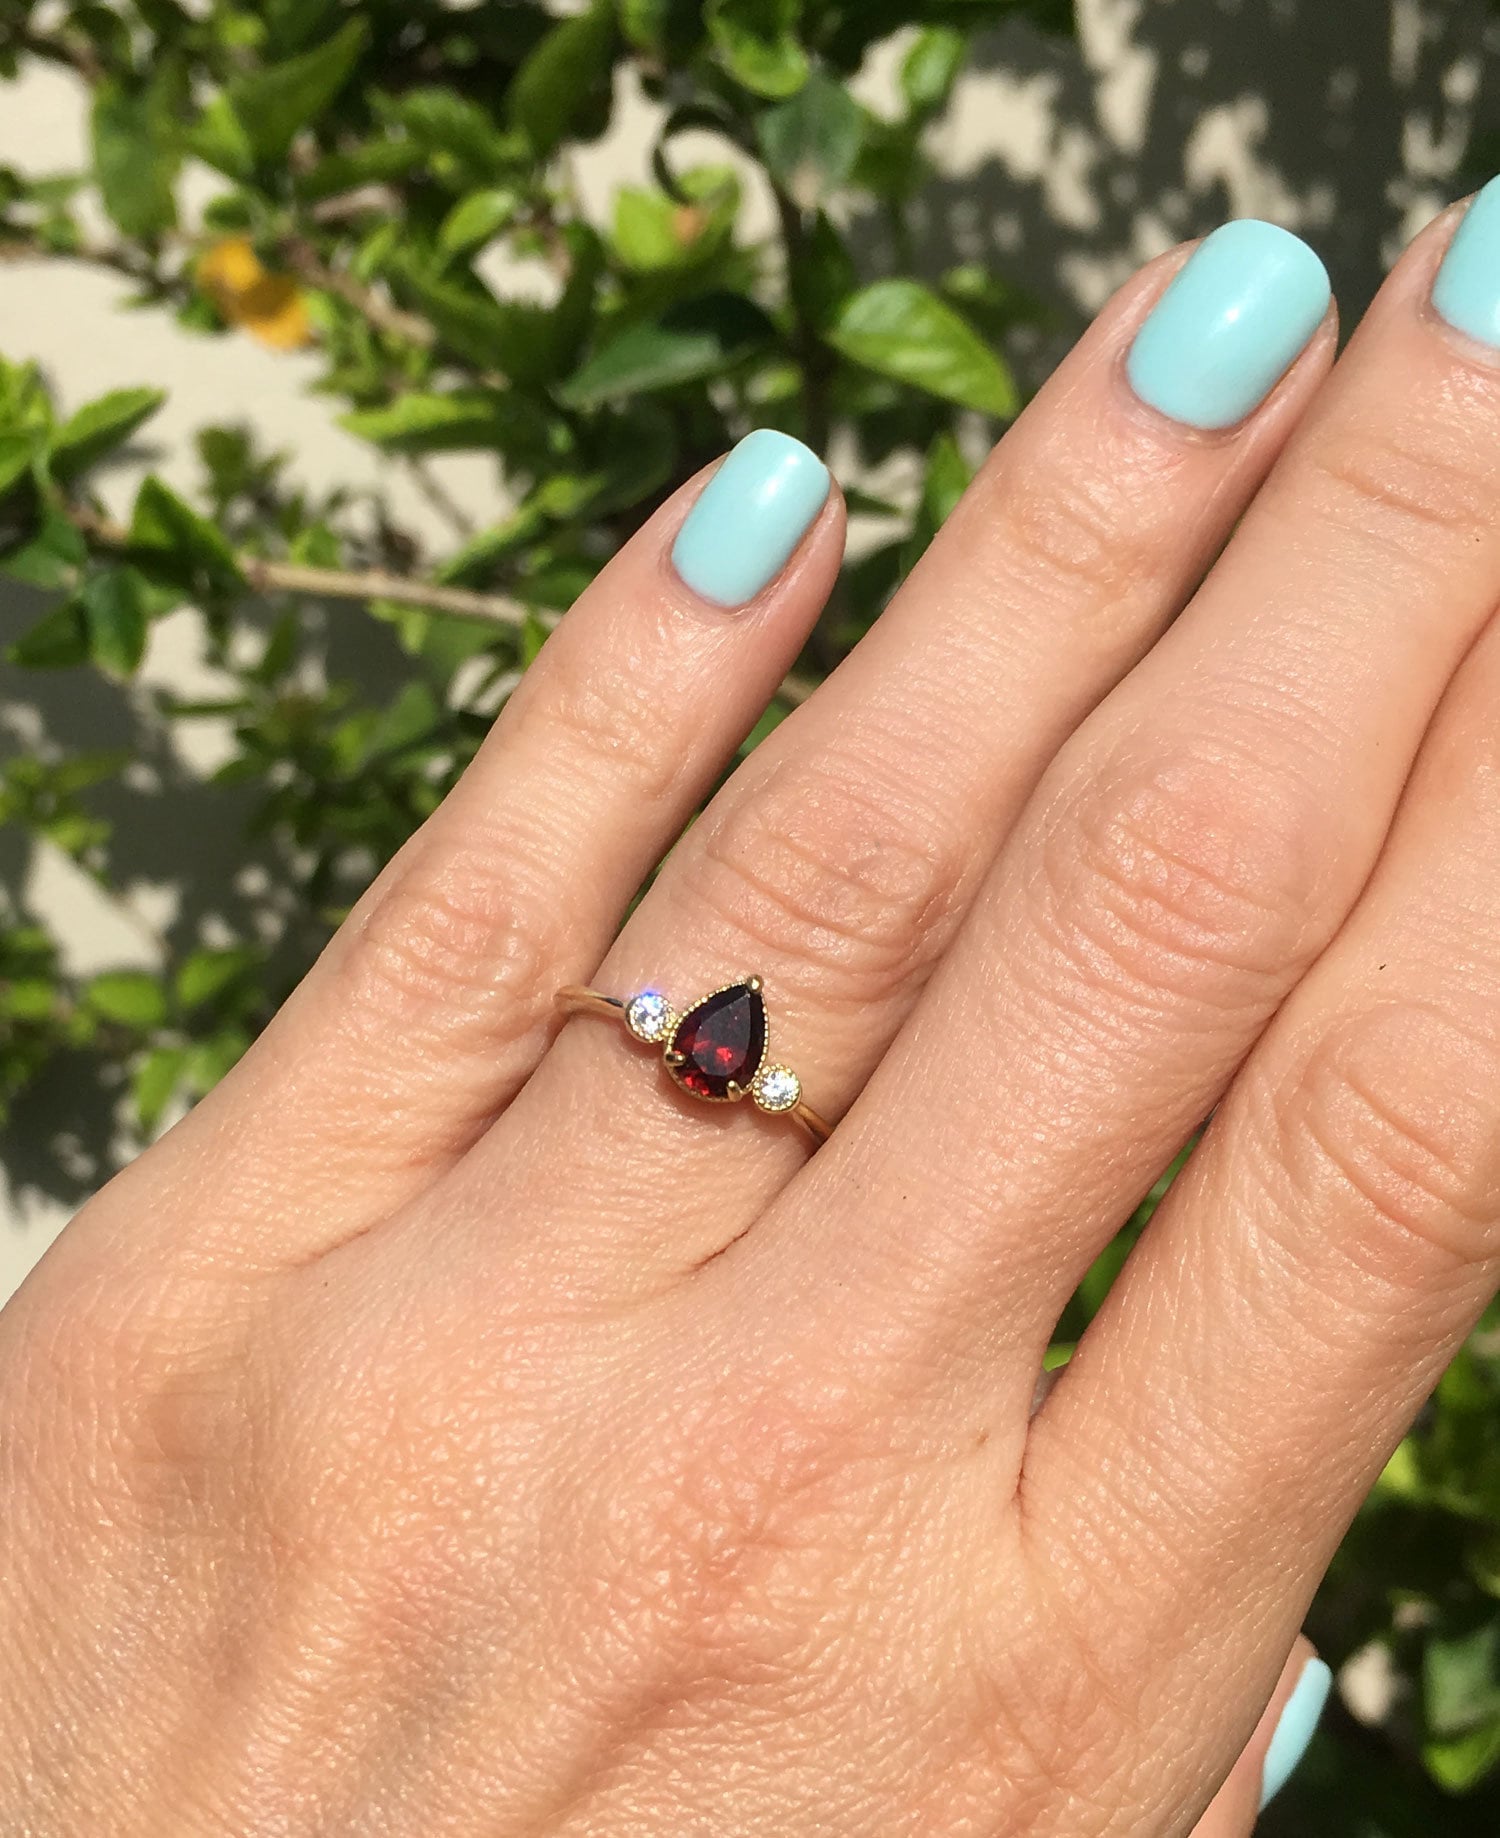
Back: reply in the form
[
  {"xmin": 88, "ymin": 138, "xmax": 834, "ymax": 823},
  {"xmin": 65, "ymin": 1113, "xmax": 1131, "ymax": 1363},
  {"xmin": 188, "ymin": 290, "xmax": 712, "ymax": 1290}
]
[
  {"xmin": 62, "ymin": 505, "xmax": 822, "ymax": 705},
  {"xmin": 4, "ymin": 23, "xmax": 104, "ymax": 85},
  {"xmin": 772, "ymin": 185, "xmax": 835, "ymax": 461},
  {"xmin": 276, "ymin": 237, "xmax": 436, "ymax": 349},
  {"xmin": 67, "ymin": 505, "xmax": 532, "ymax": 626}
]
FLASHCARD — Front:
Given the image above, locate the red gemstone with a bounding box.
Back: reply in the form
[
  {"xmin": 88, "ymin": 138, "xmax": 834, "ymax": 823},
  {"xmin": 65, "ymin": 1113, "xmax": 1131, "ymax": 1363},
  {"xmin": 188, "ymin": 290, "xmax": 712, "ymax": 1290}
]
[{"xmin": 669, "ymin": 984, "xmax": 767, "ymax": 1101}]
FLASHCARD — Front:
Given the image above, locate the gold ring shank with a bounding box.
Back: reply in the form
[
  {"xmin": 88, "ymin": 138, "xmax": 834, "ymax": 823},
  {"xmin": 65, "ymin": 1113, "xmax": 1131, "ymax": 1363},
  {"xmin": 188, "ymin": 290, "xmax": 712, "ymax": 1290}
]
[{"xmin": 556, "ymin": 985, "xmax": 831, "ymax": 1146}]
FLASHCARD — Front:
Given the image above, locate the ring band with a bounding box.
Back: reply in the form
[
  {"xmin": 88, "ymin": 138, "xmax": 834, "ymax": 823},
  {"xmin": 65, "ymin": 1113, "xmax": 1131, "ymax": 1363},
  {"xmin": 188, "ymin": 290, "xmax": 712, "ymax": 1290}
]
[{"xmin": 556, "ymin": 977, "xmax": 831, "ymax": 1146}]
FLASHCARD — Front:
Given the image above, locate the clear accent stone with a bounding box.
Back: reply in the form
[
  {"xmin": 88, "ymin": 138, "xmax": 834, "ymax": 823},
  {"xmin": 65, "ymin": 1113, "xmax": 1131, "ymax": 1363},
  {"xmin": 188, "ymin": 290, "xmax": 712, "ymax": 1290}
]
[
  {"xmin": 626, "ymin": 991, "xmax": 672, "ymax": 1043},
  {"xmin": 753, "ymin": 1065, "xmax": 801, "ymax": 1114}
]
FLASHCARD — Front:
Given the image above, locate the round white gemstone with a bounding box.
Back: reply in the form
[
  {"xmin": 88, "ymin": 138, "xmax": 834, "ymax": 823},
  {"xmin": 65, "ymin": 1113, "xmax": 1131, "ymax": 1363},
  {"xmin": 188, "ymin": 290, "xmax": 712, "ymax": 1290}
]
[
  {"xmin": 626, "ymin": 991, "xmax": 672, "ymax": 1043},
  {"xmin": 754, "ymin": 1065, "xmax": 801, "ymax": 1113}
]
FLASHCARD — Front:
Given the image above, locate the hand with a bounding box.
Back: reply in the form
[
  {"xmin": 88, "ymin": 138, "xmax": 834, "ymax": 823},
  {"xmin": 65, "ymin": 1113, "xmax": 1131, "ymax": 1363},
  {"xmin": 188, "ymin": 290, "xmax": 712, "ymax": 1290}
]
[{"xmin": 10, "ymin": 194, "xmax": 1500, "ymax": 1836}]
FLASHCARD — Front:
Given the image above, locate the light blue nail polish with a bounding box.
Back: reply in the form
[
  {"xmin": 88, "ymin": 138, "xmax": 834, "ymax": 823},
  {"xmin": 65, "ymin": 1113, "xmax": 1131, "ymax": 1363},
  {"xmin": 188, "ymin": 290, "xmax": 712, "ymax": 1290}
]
[
  {"xmin": 1433, "ymin": 177, "xmax": 1500, "ymax": 347},
  {"xmin": 1259, "ymin": 1657, "xmax": 1332, "ymax": 1811},
  {"xmin": 1126, "ymin": 220, "xmax": 1331, "ymax": 431},
  {"xmin": 672, "ymin": 429, "xmax": 831, "ymax": 608}
]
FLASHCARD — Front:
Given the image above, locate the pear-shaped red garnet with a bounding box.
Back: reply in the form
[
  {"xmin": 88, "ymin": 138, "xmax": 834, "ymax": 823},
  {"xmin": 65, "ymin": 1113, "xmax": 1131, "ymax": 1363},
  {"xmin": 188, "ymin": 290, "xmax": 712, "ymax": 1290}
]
[{"xmin": 668, "ymin": 984, "xmax": 767, "ymax": 1101}]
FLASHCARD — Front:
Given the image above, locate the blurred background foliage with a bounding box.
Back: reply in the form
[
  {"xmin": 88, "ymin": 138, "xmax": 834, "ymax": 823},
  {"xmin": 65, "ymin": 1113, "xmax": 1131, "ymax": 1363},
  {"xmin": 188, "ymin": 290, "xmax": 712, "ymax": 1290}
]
[{"xmin": 1, "ymin": 0, "xmax": 1499, "ymax": 1829}]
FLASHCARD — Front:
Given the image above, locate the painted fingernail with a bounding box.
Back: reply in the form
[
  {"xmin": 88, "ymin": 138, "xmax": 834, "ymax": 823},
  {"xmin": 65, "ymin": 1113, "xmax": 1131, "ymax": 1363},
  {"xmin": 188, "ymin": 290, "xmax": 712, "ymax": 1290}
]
[
  {"xmin": 1259, "ymin": 1656, "xmax": 1332, "ymax": 1811},
  {"xmin": 672, "ymin": 429, "xmax": 831, "ymax": 608},
  {"xmin": 1433, "ymin": 176, "xmax": 1500, "ymax": 347},
  {"xmin": 1126, "ymin": 220, "xmax": 1331, "ymax": 430}
]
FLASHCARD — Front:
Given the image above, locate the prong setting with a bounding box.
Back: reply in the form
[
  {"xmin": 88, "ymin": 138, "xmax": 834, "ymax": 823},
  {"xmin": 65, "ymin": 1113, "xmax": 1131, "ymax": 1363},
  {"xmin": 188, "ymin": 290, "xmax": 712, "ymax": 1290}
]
[
  {"xmin": 626, "ymin": 990, "xmax": 674, "ymax": 1043},
  {"xmin": 752, "ymin": 1064, "xmax": 802, "ymax": 1115}
]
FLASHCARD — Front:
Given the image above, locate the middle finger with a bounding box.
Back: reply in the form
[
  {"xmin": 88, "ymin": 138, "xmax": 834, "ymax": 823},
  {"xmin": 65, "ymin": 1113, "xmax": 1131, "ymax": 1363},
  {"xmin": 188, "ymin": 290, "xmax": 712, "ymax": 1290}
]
[
  {"xmin": 451, "ymin": 223, "xmax": 1334, "ymax": 1284},
  {"xmin": 738, "ymin": 195, "xmax": 1500, "ymax": 1417}
]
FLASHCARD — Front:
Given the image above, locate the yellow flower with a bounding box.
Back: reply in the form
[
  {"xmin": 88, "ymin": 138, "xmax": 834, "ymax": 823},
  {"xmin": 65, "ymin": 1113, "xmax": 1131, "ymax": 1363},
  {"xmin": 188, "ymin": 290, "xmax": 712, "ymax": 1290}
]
[{"xmin": 196, "ymin": 237, "xmax": 312, "ymax": 351}]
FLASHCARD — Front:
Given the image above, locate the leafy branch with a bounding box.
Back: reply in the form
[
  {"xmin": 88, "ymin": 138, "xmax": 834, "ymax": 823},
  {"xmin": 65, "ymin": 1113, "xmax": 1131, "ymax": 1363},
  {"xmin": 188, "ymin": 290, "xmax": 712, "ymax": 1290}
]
[{"xmin": 62, "ymin": 503, "xmax": 534, "ymax": 628}]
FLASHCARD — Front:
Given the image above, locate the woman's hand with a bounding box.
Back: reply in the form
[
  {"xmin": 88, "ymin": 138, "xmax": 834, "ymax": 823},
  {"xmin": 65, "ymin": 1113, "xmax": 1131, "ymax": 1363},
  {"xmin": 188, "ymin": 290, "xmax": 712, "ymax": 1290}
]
[{"xmin": 10, "ymin": 191, "xmax": 1500, "ymax": 1836}]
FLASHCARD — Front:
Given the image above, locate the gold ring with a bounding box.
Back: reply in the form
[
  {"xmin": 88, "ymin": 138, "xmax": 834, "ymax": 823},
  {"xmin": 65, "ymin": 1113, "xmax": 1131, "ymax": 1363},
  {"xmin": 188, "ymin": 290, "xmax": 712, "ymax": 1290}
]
[{"xmin": 555, "ymin": 977, "xmax": 831, "ymax": 1146}]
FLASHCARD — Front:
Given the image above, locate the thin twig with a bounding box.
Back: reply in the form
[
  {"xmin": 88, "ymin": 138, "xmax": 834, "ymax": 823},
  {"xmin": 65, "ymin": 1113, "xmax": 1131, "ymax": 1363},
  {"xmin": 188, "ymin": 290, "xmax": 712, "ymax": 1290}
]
[
  {"xmin": 1, "ymin": 229, "xmax": 446, "ymax": 363},
  {"xmin": 63, "ymin": 503, "xmax": 820, "ymax": 703},
  {"xmin": 5, "ymin": 23, "xmax": 105, "ymax": 85},
  {"xmin": 67, "ymin": 506, "xmax": 533, "ymax": 627},
  {"xmin": 277, "ymin": 237, "xmax": 435, "ymax": 348},
  {"xmin": 0, "ymin": 234, "xmax": 158, "ymax": 287}
]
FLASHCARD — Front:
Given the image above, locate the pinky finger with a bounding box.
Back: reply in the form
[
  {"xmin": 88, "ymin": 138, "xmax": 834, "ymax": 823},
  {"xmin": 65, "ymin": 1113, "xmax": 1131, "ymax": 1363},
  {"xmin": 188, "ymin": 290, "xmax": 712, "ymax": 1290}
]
[{"xmin": 1191, "ymin": 1641, "xmax": 1331, "ymax": 1835}]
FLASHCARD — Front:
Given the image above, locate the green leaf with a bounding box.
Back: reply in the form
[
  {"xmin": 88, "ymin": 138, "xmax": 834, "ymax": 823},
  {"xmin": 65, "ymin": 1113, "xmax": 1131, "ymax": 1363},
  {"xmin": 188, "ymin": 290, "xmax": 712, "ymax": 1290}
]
[
  {"xmin": 0, "ymin": 979, "xmax": 57, "ymax": 1022},
  {"xmin": 563, "ymin": 293, "xmax": 776, "ymax": 406},
  {"xmin": 7, "ymin": 600, "xmax": 89, "ymax": 669},
  {"xmin": 175, "ymin": 947, "xmax": 257, "ymax": 1013},
  {"xmin": 79, "ymin": 567, "xmax": 150, "ymax": 675},
  {"xmin": 227, "ymin": 19, "xmax": 369, "ymax": 164},
  {"xmin": 50, "ymin": 387, "xmax": 165, "ymax": 484},
  {"xmin": 133, "ymin": 1045, "xmax": 188, "ymax": 1133},
  {"xmin": 707, "ymin": 0, "xmax": 808, "ymax": 98},
  {"xmin": 922, "ymin": 432, "xmax": 974, "ymax": 530},
  {"xmin": 438, "ymin": 188, "xmax": 520, "ymax": 257},
  {"xmin": 340, "ymin": 392, "xmax": 516, "ymax": 454},
  {"xmin": 376, "ymin": 88, "xmax": 522, "ymax": 178},
  {"xmin": 0, "ymin": 356, "xmax": 53, "ymax": 437},
  {"xmin": 619, "ymin": 0, "xmax": 704, "ymax": 55},
  {"xmin": 85, "ymin": 971, "xmax": 167, "ymax": 1030},
  {"xmin": 186, "ymin": 1027, "xmax": 250, "ymax": 1094},
  {"xmin": 1424, "ymin": 1715, "xmax": 1500, "ymax": 1792},
  {"xmin": 900, "ymin": 26, "xmax": 966, "ymax": 117},
  {"xmin": 610, "ymin": 192, "xmax": 684, "ymax": 273},
  {"xmin": 0, "ymin": 431, "xmax": 37, "ymax": 498},
  {"xmin": 434, "ymin": 505, "xmax": 549, "ymax": 585},
  {"xmin": 829, "ymin": 281, "xmax": 1018, "ymax": 417},
  {"xmin": 509, "ymin": 0, "xmax": 617, "ymax": 155},
  {"xmin": 185, "ymin": 95, "xmax": 255, "ymax": 180},
  {"xmin": 295, "ymin": 135, "xmax": 426, "ymax": 202},
  {"xmin": 610, "ymin": 169, "xmax": 737, "ymax": 273},
  {"xmin": 129, "ymin": 476, "xmax": 245, "ymax": 594},
  {"xmin": 1426, "ymin": 1622, "xmax": 1500, "ymax": 1737},
  {"xmin": 758, "ymin": 71, "xmax": 864, "ymax": 209},
  {"xmin": 365, "ymin": 681, "xmax": 442, "ymax": 761},
  {"xmin": 521, "ymin": 608, "xmax": 549, "ymax": 667},
  {"xmin": 1, "ymin": 508, "xmax": 88, "ymax": 588},
  {"xmin": 388, "ymin": 260, "xmax": 551, "ymax": 380},
  {"xmin": 92, "ymin": 82, "xmax": 179, "ymax": 240}
]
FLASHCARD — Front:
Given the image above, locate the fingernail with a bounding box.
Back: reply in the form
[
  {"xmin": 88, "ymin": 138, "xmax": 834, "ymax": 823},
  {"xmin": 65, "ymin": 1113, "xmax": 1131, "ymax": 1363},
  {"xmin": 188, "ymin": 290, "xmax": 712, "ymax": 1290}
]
[
  {"xmin": 1259, "ymin": 1656, "xmax": 1332, "ymax": 1811},
  {"xmin": 1433, "ymin": 176, "xmax": 1500, "ymax": 347},
  {"xmin": 1126, "ymin": 220, "xmax": 1331, "ymax": 430},
  {"xmin": 672, "ymin": 429, "xmax": 831, "ymax": 608}
]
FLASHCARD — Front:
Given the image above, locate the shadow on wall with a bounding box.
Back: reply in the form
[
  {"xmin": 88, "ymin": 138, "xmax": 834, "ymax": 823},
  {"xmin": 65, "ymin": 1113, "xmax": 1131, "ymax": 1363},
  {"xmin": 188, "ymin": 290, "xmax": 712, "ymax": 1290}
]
[
  {"xmin": 0, "ymin": 566, "xmax": 408, "ymax": 1216},
  {"xmin": 888, "ymin": 0, "xmax": 1500, "ymax": 381},
  {"xmin": 4, "ymin": 0, "xmax": 1500, "ymax": 1220}
]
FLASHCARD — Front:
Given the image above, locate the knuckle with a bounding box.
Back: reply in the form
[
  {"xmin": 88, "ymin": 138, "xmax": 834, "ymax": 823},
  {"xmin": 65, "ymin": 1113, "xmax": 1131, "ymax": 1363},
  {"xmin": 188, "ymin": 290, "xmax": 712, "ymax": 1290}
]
[
  {"xmin": 603, "ymin": 1368, "xmax": 886, "ymax": 1680},
  {"xmin": 1265, "ymin": 1001, "xmax": 1500, "ymax": 1275},
  {"xmin": 996, "ymin": 453, "xmax": 1162, "ymax": 607},
  {"xmin": 1033, "ymin": 742, "xmax": 1322, "ymax": 1015},
  {"xmin": 340, "ymin": 832, "xmax": 557, "ymax": 1046},
  {"xmin": 21, "ymin": 1266, "xmax": 255, "ymax": 1523},
  {"xmin": 1306, "ymin": 418, "xmax": 1498, "ymax": 558},
  {"xmin": 960, "ymin": 1591, "xmax": 1152, "ymax": 1837},
  {"xmin": 689, "ymin": 752, "xmax": 964, "ymax": 1008},
  {"xmin": 531, "ymin": 617, "xmax": 686, "ymax": 810}
]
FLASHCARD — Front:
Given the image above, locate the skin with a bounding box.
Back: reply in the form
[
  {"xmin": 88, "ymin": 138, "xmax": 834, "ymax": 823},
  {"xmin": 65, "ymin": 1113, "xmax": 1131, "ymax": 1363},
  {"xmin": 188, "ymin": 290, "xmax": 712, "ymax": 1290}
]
[{"xmin": 9, "ymin": 201, "xmax": 1500, "ymax": 1834}]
